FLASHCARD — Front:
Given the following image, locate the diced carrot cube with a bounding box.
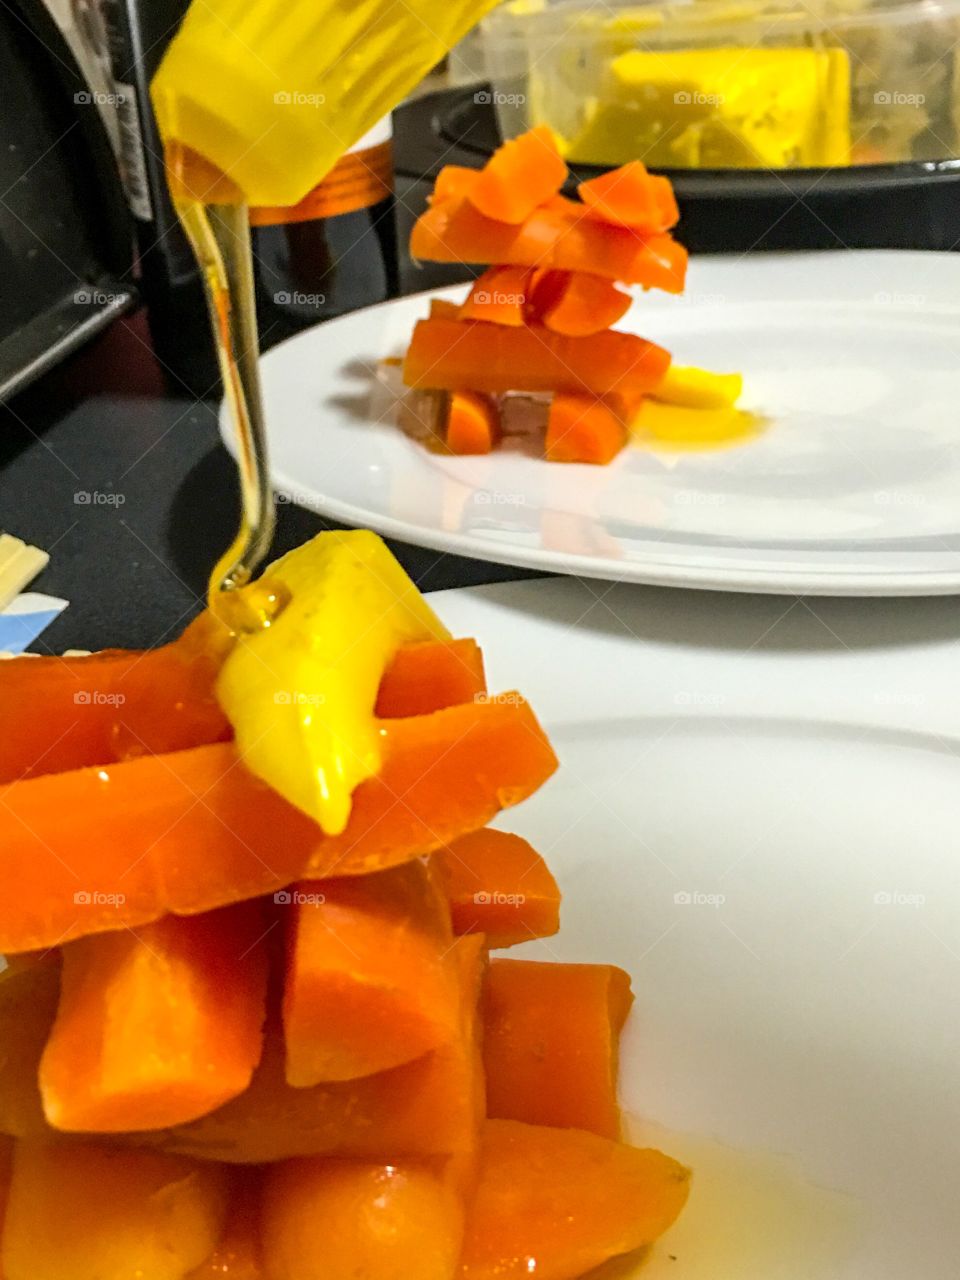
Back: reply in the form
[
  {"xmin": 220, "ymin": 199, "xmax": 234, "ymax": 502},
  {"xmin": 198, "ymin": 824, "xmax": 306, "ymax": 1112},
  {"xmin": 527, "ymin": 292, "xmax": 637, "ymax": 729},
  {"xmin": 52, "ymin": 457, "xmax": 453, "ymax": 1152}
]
[
  {"xmin": 282, "ymin": 861, "xmax": 457, "ymax": 1085},
  {"xmin": 460, "ymin": 1120, "xmax": 690, "ymax": 1280},
  {"xmin": 439, "ymin": 828, "xmax": 560, "ymax": 947},
  {"xmin": 482, "ymin": 959, "xmax": 632, "ymax": 1136},
  {"xmin": 545, "ymin": 393, "xmax": 627, "ymax": 464},
  {"xmin": 445, "ymin": 391, "xmax": 501, "ymax": 455},
  {"xmin": 39, "ymin": 904, "xmax": 270, "ymax": 1132}
]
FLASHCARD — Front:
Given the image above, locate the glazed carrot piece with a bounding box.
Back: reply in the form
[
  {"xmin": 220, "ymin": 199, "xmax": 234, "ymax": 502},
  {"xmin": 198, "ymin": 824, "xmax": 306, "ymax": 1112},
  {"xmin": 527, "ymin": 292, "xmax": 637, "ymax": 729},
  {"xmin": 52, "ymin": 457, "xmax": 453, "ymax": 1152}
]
[
  {"xmin": 439, "ymin": 828, "xmax": 560, "ymax": 947},
  {"xmin": 0, "ymin": 623, "xmax": 488, "ymax": 785},
  {"xmin": 376, "ymin": 638, "xmax": 487, "ymax": 718},
  {"xmin": 528, "ymin": 269, "xmax": 632, "ymax": 336},
  {"xmin": 545, "ymin": 393, "xmax": 627, "ymax": 464},
  {"xmin": 261, "ymin": 1157, "xmax": 464, "ymax": 1280},
  {"xmin": 137, "ymin": 936, "xmax": 486, "ymax": 1164},
  {"xmin": 1, "ymin": 1141, "xmax": 230, "ymax": 1280},
  {"xmin": 429, "ymin": 297, "xmax": 462, "ymax": 320},
  {"xmin": 482, "ymin": 960, "xmax": 632, "ymax": 1137},
  {"xmin": 0, "ymin": 611, "xmax": 232, "ymax": 784},
  {"xmin": 282, "ymin": 861, "xmax": 458, "ymax": 1085},
  {"xmin": 0, "ymin": 958, "xmax": 60, "ymax": 1138},
  {"xmin": 578, "ymin": 161, "xmax": 680, "ymax": 233},
  {"xmin": 459, "ymin": 266, "xmax": 532, "ymax": 326},
  {"xmin": 410, "ymin": 197, "xmax": 687, "ymax": 293},
  {"xmin": 445, "ymin": 391, "xmax": 501, "ymax": 455},
  {"xmin": 0, "ymin": 697, "xmax": 558, "ymax": 954},
  {"xmin": 460, "ymin": 1121, "xmax": 691, "ymax": 1280},
  {"xmin": 404, "ymin": 318, "xmax": 670, "ymax": 397},
  {"xmin": 431, "ymin": 164, "xmax": 479, "ymax": 205},
  {"xmin": 185, "ymin": 1170, "xmax": 264, "ymax": 1280},
  {"xmin": 39, "ymin": 903, "xmax": 270, "ymax": 1132},
  {"xmin": 468, "ymin": 126, "xmax": 568, "ymax": 225}
]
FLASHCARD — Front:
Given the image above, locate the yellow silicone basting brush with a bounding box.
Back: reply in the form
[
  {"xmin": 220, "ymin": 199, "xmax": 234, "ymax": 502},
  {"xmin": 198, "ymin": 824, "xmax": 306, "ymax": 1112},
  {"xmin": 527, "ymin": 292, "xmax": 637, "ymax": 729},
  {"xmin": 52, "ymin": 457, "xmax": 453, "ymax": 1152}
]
[{"xmin": 152, "ymin": 0, "xmax": 504, "ymax": 207}]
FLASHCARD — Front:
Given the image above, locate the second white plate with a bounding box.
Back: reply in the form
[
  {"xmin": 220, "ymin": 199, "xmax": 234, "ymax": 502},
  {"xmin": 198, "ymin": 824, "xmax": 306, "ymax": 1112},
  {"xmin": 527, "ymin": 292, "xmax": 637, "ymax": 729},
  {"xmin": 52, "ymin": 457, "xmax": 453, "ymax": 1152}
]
[{"xmin": 238, "ymin": 250, "xmax": 960, "ymax": 595}]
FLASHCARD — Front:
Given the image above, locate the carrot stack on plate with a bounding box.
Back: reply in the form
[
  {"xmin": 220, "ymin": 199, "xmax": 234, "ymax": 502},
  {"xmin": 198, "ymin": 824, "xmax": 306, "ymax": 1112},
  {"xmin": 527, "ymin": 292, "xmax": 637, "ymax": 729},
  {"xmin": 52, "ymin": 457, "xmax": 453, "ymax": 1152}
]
[{"xmin": 0, "ymin": 532, "xmax": 690, "ymax": 1279}]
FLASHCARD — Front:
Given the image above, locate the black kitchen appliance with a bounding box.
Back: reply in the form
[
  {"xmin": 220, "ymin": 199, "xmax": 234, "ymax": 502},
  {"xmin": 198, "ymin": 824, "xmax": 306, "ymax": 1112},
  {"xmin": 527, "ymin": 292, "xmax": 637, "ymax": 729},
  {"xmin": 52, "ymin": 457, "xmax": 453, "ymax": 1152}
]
[{"xmin": 0, "ymin": 0, "xmax": 135, "ymax": 401}]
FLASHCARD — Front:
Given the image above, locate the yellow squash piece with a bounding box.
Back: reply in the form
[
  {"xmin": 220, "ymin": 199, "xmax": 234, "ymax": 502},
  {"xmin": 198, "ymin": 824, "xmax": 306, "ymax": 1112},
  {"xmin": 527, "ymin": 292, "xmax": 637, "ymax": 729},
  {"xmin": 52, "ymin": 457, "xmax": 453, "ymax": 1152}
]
[
  {"xmin": 566, "ymin": 46, "xmax": 850, "ymax": 169},
  {"xmin": 631, "ymin": 399, "xmax": 763, "ymax": 450},
  {"xmin": 216, "ymin": 531, "xmax": 449, "ymax": 835},
  {"xmin": 651, "ymin": 365, "xmax": 743, "ymax": 410},
  {"xmin": 151, "ymin": 0, "xmax": 504, "ymax": 206}
]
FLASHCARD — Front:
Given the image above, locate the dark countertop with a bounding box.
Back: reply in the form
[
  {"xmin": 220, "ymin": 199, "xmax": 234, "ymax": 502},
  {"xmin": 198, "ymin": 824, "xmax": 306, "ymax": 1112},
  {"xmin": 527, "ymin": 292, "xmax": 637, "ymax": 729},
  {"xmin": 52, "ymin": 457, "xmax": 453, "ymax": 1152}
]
[{"xmin": 0, "ymin": 308, "xmax": 542, "ymax": 654}]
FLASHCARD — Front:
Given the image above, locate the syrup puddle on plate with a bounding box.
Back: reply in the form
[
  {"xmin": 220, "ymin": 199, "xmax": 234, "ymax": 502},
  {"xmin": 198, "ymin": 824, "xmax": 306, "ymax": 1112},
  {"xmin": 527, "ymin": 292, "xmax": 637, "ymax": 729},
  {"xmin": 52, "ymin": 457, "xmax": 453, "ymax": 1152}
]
[{"xmin": 584, "ymin": 1118, "xmax": 861, "ymax": 1280}]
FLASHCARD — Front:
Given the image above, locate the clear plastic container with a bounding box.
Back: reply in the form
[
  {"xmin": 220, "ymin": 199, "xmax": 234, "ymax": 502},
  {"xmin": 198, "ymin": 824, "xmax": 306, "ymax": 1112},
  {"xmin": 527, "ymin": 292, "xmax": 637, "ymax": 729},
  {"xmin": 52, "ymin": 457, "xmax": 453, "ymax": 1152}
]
[{"xmin": 480, "ymin": 0, "xmax": 960, "ymax": 168}]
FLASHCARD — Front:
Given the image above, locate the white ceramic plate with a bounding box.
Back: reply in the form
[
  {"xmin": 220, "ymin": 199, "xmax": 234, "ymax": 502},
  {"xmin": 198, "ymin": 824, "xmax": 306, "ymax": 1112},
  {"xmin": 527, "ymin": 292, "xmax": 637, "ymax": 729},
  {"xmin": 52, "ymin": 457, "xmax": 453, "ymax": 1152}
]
[
  {"xmin": 234, "ymin": 250, "xmax": 960, "ymax": 596},
  {"xmin": 433, "ymin": 577, "xmax": 960, "ymax": 1278}
]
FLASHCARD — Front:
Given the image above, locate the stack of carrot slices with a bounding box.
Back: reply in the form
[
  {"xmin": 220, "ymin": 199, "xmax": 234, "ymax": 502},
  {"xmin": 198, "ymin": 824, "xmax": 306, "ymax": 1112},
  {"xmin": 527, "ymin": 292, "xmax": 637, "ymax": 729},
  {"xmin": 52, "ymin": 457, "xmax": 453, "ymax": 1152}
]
[
  {"xmin": 404, "ymin": 126, "xmax": 687, "ymax": 464},
  {"xmin": 0, "ymin": 599, "xmax": 689, "ymax": 1279}
]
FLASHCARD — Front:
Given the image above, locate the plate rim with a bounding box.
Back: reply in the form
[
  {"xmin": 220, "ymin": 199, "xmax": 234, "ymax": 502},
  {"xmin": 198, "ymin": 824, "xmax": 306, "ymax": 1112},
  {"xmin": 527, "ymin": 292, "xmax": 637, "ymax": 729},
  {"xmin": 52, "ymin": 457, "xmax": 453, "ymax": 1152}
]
[{"xmin": 231, "ymin": 250, "xmax": 960, "ymax": 597}]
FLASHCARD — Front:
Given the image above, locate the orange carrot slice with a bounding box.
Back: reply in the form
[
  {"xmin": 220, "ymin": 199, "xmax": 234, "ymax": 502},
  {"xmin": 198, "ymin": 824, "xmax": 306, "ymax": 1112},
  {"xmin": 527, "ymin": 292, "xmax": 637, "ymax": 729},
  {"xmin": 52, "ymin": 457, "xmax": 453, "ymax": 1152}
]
[
  {"xmin": 545, "ymin": 393, "xmax": 627, "ymax": 464},
  {"xmin": 528, "ymin": 269, "xmax": 633, "ymax": 336},
  {"xmin": 1, "ymin": 1141, "xmax": 231, "ymax": 1280},
  {"xmin": 376, "ymin": 638, "xmax": 486, "ymax": 718},
  {"xmin": 440, "ymin": 828, "xmax": 560, "ymax": 947},
  {"xmin": 445, "ymin": 391, "xmax": 501, "ymax": 455},
  {"xmin": 460, "ymin": 1120, "xmax": 691, "ymax": 1280},
  {"xmin": 39, "ymin": 903, "xmax": 270, "ymax": 1132},
  {"xmin": 468, "ymin": 127, "xmax": 568, "ymax": 225},
  {"xmin": 459, "ymin": 266, "xmax": 532, "ymax": 327},
  {"xmin": 578, "ymin": 161, "xmax": 680, "ymax": 233},
  {"xmin": 0, "ymin": 626, "xmax": 486, "ymax": 785},
  {"xmin": 0, "ymin": 958, "xmax": 60, "ymax": 1138},
  {"xmin": 0, "ymin": 697, "xmax": 557, "ymax": 954},
  {"xmin": 404, "ymin": 318, "xmax": 669, "ymax": 398},
  {"xmin": 138, "ymin": 936, "xmax": 486, "ymax": 1164},
  {"xmin": 0, "ymin": 611, "xmax": 232, "ymax": 785},
  {"xmin": 410, "ymin": 197, "xmax": 687, "ymax": 293},
  {"xmin": 282, "ymin": 861, "xmax": 458, "ymax": 1085},
  {"xmin": 482, "ymin": 960, "xmax": 632, "ymax": 1137},
  {"xmin": 261, "ymin": 1157, "xmax": 463, "ymax": 1280},
  {"xmin": 429, "ymin": 297, "xmax": 461, "ymax": 320},
  {"xmin": 432, "ymin": 164, "xmax": 479, "ymax": 205}
]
